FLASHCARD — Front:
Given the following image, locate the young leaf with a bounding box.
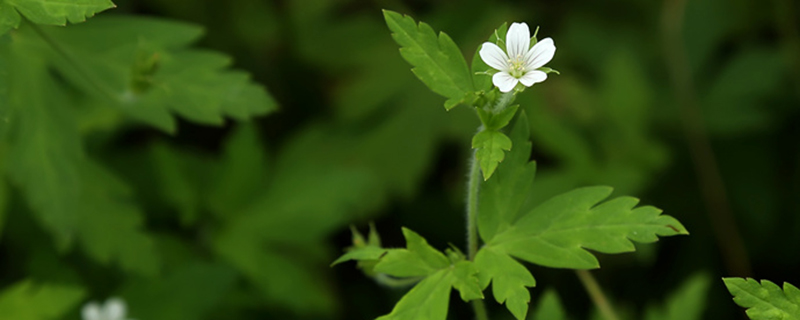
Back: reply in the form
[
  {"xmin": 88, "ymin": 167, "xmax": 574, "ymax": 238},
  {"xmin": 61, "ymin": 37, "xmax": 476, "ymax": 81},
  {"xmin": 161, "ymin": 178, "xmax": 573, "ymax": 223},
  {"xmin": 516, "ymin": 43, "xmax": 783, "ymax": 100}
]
[
  {"xmin": 472, "ymin": 129, "xmax": 512, "ymax": 180},
  {"xmin": 723, "ymin": 278, "xmax": 800, "ymax": 320},
  {"xmin": 0, "ymin": 0, "xmax": 115, "ymax": 35},
  {"xmin": 0, "ymin": 280, "xmax": 85, "ymax": 320},
  {"xmin": 376, "ymin": 270, "xmax": 452, "ymax": 320},
  {"xmin": 382, "ymin": 10, "xmax": 474, "ymax": 110}
]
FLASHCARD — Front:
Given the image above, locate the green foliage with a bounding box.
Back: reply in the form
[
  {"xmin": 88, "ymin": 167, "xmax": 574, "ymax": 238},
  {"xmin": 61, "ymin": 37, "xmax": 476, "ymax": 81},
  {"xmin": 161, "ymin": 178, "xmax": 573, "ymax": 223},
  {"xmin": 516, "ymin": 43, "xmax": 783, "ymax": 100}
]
[
  {"xmin": 335, "ymin": 228, "xmax": 483, "ymax": 320},
  {"xmin": 0, "ymin": 280, "xmax": 85, "ymax": 320},
  {"xmin": 45, "ymin": 16, "xmax": 276, "ymax": 132},
  {"xmin": 723, "ymin": 278, "xmax": 800, "ymax": 320},
  {"xmin": 645, "ymin": 273, "xmax": 711, "ymax": 320},
  {"xmin": 0, "ymin": 0, "xmax": 115, "ymax": 34},
  {"xmin": 530, "ymin": 289, "xmax": 567, "ymax": 320},
  {"xmin": 121, "ymin": 263, "xmax": 237, "ymax": 320},
  {"xmin": 473, "ymin": 113, "xmax": 687, "ymax": 319},
  {"xmin": 472, "ymin": 129, "xmax": 512, "ymax": 181},
  {"xmin": 382, "ymin": 10, "xmax": 474, "ymax": 110}
]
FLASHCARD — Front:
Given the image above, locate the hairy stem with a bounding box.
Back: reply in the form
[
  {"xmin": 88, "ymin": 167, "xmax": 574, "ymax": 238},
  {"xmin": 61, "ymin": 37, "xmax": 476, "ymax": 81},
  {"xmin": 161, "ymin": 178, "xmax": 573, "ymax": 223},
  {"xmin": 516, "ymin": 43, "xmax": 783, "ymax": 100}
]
[
  {"xmin": 661, "ymin": 0, "xmax": 752, "ymax": 276},
  {"xmin": 27, "ymin": 21, "xmax": 119, "ymax": 102},
  {"xmin": 466, "ymin": 149, "xmax": 490, "ymax": 320},
  {"xmin": 576, "ymin": 270, "xmax": 620, "ymax": 320}
]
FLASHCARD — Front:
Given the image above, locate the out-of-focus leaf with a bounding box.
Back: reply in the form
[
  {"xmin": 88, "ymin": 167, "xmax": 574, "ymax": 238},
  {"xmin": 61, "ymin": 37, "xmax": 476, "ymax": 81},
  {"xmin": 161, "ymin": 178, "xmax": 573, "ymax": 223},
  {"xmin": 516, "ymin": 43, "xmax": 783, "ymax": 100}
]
[
  {"xmin": 530, "ymin": 289, "xmax": 567, "ymax": 320},
  {"xmin": 1, "ymin": 27, "xmax": 159, "ymax": 274},
  {"xmin": 121, "ymin": 262, "xmax": 237, "ymax": 320},
  {"xmin": 0, "ymin": 0, "xmax": 114, "ymax": 35},
  {"xmin": 644, "ymin": 273, "xmax": 711, "ymax": 320},
  {"xmin": 43, "ymin": 16, "xmax": 276, "ymax": 133},
  {"xmin": 0, "ymin": 280, "xmax": 85, "ymax": 320},
  {"xmin": 701, "ymin": 49, "xmax": 783, "ymax": 135},
  {"xmin": 207, "ymin": 123, "xmax": 268, "ymax": 217},
  {"xmin": 723, "ymin": 278, "xmax": 800, "ymax": 320},
  {"xmin": 383, "ymin": 10, "xmax": 474, "ymax": 110}
]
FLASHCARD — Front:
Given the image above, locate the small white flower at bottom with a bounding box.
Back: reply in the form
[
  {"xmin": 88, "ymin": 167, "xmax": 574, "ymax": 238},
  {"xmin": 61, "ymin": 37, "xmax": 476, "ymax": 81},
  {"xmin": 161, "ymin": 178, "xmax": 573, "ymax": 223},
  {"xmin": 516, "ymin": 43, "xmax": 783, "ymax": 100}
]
[
  {"xmin": 82, "ymin": 297, "xmax": 134, "ymax": 320},
  {"xmin": 479, "ymin": 22, "xmax": 556, "ymax": 92}
]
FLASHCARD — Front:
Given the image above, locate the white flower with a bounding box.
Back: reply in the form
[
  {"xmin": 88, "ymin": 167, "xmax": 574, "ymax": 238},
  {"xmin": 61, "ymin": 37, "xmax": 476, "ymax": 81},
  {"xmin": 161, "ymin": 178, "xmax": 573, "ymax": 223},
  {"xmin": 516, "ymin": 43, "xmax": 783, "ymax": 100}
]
[
  {"xmin": 82, "ymin": 297, "xmax": 133, "ymax": 320},
  {"xmin": 479, "ymin": 22, "xmax": 556, "ymax": 93}
]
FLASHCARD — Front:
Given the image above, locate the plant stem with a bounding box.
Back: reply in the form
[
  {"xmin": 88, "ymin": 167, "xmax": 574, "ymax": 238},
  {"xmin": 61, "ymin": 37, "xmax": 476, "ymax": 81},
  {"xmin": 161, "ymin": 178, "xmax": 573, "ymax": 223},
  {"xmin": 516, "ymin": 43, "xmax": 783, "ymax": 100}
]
[
  {"xmin": 27, "ymin": 21, "xmax": 119, "ymax": 102},
  {"xmin": 466, "ymin": 148, "xmax": 490, "ymax": 320},
  {"xmin": 576, "ymin": 270, "xmax": 620, "ymax": 320},
  {"xmin": 467, "ymin": 149, "xmax": 482, "ymax": 261}
]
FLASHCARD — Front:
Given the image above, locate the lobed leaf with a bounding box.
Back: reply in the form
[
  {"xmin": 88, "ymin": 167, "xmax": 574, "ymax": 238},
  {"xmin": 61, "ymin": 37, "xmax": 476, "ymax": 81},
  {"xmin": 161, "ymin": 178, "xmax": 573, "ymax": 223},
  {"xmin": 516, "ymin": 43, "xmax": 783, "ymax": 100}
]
[
  {"xmin": 1, "ymin": 34, "xmax": 159, "ymax": 275},
  {"xmin": 382, "ymin": 10, "xmax": 474, "ymax": 110},
  {"xmin": 474, "ymin": 112, "xmax": 687, "ymax": 319},
  {"xmin": 42, "ymin": 16, "xmax": 276, "ymax": 133},
  {"xmin": 489, "ymin": 186, "xmax": 688, "ymax": 269},
  {"xmin": 0, "ymin": 0, "xmax": 115, "ymax": 35},
  {"xmin": 472, "ymin": 129, "xmax": 512, "ymax": 181},
  {"xmin": 723, "ymin": 278, "xmax": 800, "ymax": 320},
  {"xmin": 0, "ymin": 280, "xmax": 85, "ymax": 320},
  {"xmin": 374, "ymin": 228, "xmax": 450, "ymax": 277}
]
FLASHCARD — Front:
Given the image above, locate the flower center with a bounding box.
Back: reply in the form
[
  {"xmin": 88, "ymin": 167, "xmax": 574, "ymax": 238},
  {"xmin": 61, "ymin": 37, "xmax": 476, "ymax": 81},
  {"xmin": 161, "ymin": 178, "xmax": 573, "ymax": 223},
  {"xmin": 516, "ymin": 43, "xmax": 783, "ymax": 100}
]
[{"xmin": 508, "ymin": 54, "xmax": 526, "ymax": 78}]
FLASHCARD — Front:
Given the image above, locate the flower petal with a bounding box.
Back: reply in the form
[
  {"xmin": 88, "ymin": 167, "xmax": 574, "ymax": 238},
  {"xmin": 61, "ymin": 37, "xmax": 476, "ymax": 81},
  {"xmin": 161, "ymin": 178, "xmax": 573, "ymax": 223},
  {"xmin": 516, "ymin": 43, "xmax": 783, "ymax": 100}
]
[
  {"xmin": 525, "ymin": 37, "xmax": 556, "ymax": 70},
  {"xmin": 493, "ymin": 72, "xmax": 519, "ymax": 92},
  {"xmin": 519, "ymin": 70, "xmax": 548, "ymax": 86},
  {"xmin": 82, "ymin": 302, "xmax": 102, "ymax": 320},
  {"xmin": 506, "ymin": 22, "xmax": 531, "ymax": 60},
  {"xmin": 479, "ymin": 42, "xmax": 509, "ymax": 71},
  {"xmin": 104, "ymin": 298, "xmax": 127, "ymax": 319}
]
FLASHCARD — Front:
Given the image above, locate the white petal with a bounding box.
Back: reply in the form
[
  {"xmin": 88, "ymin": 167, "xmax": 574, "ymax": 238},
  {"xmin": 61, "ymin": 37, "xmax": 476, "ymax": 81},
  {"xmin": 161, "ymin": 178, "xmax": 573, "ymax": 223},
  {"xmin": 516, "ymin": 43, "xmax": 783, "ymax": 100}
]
[
  {"xmin": 82, "ymin": 302, "xmax": 102, "ymax": 320},
  {"xmin": 104, "ymin": 298, "xmax": 127, "ymax": 319},
  {"xmin": 479, "ymin": 42, "xmax": 509, "ymax": 71},
  {"xmin": 519, "ymin": 70, "xmax": 548, "ymax": 86},
  {"xmin": 493, "ymin": 72, "xmax": 519, "ymax": 93},
  {"xmin": 524, "ymin": 37, "xmax": 556, "ymax": 70},
  {"xmin": 506, "ymin": 22, "xmax": 531, "ymax": 60}
]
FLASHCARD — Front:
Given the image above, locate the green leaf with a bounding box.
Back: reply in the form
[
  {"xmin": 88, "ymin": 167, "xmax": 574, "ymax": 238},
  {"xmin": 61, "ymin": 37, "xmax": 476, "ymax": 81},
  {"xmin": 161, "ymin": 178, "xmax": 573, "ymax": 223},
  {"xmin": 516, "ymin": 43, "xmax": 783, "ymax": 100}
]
[
  {"xmin": 473, "ymin": 114, "xmax": 686, "ymax": 319},
  {"xmin": 376, "ymin": 270, "xmax": 452, "ymax": 320},
  {"xmin": 488, "ymin": 186, "xmax": 688, "ymax": 269},
  {"xmin": 478, "ymin": 112, "xmax": 536, "ymax": 241},
  {"xmin": 723, "ymin": 278, "xmax": 800, "ymax": 320},
  {"xmin": 471, "ymin": 23, "xmax": 507, "ymax": 92},
  {"xmin": 1, "ymin": 29, "xmax": 159, "ymax": 275},
  {"xmin": 645, "ymin": 273, "xmax": 711, "ymax": 320},
  {"xmin": 0, "ymin": 280, "xmax": 85, "ymax": 320},
  {"xmin": 474, "ymin": 246, "xmax": 535, "ymax": 320},
  {"xmin": 0, "ymin": 0, "xmax": 115, "ymax": 35},
  {"xmin": 374, "ymin": 228, "xmax": 450, "ymax": 277},
  {"xmin": 369, "ymin": 228, "xmax": 482, "ymax": 320},
  {"xmin": 43, "ymin": 16, "xmax": 276, "ymax": 132},
  {"xmin": 477, "ymin": 104, "xmax": 520, "ymax": 131},
  {"xmin": 121, "ymin": 262, "xmax": 237, "ymax": 320},
  {"xmin": 530, "ymin": 289, "xmax": 567, "ymax": 320},
  {"xmin": 207, "ymin": 123, "xmax": 268, "ymax": 217},
  {"xmin": 382, "ymin": 10, "xmax": 474, "ymax": 110},
  {"xmin": 331, "ymin": 246, "xmax": 387, "ymax": 267},
  {"xmin": 472, "ymin": 129, "xmax": 512, "ymax": 181}
]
